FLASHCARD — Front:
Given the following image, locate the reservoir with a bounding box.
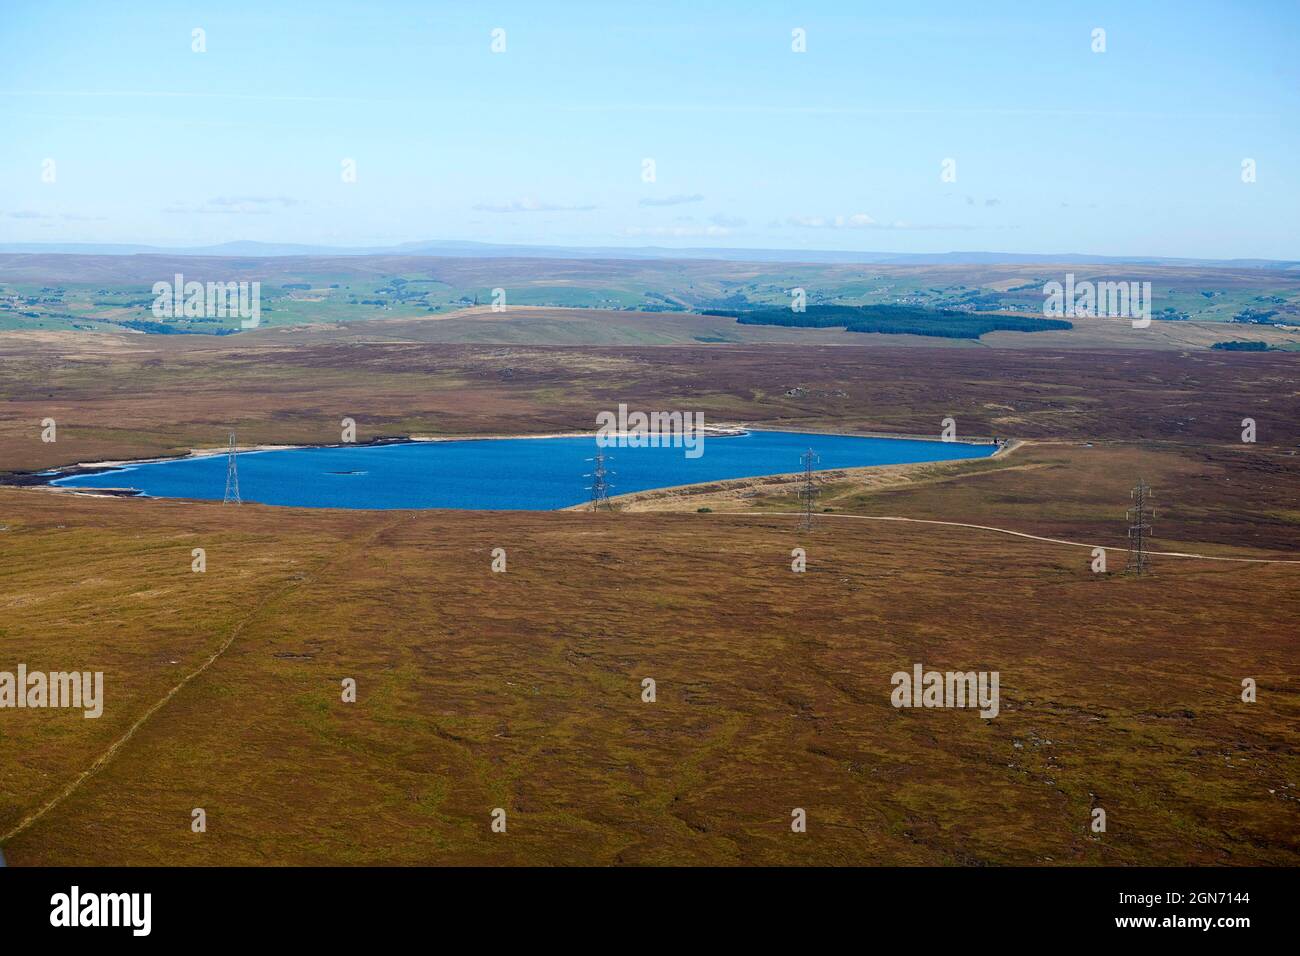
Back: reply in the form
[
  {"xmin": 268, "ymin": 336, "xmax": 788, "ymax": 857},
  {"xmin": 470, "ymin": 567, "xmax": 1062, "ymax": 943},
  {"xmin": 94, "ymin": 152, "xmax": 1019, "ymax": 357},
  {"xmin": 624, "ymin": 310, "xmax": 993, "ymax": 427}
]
[{"xmin": 51, "ymin": 430, "xmax": 998, "ymax": 510}]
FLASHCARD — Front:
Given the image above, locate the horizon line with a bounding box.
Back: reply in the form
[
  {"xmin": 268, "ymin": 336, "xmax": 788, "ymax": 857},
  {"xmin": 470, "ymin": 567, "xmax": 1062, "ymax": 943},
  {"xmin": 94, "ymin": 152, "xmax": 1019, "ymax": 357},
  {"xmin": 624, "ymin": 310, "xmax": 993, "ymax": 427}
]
[{"xmin": 0, "ymin": 238, "xmax": 1295, "ymax": 267}]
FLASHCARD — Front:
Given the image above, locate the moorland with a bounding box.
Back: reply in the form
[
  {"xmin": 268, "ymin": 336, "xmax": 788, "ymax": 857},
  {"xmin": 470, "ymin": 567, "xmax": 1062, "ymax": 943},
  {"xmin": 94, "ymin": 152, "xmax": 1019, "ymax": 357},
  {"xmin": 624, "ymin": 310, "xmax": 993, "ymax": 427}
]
[{"xmin": 1, "ymin": 257, "xmax": 1297, "ymax": 866}]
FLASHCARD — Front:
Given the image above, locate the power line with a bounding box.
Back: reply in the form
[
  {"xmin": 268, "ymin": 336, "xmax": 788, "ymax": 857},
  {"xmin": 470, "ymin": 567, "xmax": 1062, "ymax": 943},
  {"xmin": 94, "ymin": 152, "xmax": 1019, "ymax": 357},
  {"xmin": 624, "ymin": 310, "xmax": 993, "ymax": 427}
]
[{"xmin": 223, "ymin": 432, "xmax": 241, "ymax": 505}]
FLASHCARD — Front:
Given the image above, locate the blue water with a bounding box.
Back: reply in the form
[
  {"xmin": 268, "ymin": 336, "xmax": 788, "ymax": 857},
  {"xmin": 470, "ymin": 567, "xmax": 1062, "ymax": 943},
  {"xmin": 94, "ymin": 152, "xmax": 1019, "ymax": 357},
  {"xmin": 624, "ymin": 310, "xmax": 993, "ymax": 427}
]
[{"xmin": 52, "ymin": 431, "xmax": 997, "ymax": 510}]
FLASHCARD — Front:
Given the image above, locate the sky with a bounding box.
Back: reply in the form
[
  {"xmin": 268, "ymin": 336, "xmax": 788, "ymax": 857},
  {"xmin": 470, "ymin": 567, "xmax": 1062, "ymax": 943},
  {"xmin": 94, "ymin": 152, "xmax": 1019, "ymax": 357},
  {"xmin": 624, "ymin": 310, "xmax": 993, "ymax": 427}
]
[{"xmin": 1, "ymin": 0, "xmax": 1297, "ymax": 259}]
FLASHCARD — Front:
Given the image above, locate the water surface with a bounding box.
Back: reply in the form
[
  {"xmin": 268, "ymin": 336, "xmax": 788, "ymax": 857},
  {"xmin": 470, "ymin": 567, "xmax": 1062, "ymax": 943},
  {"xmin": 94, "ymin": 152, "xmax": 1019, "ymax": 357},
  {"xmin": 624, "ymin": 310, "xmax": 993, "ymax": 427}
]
[{"xmin": 53, "ymin": 430, "xmax": 997, "ymax": 510}]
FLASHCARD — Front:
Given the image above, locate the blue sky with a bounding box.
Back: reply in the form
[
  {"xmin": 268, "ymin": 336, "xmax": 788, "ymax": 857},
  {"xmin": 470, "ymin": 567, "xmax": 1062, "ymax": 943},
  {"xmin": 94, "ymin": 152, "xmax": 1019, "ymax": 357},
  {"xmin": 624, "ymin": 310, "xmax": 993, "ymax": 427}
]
[{"xmin": 2, "ymin": 0, "xmax": 1297, "ymax": 258}]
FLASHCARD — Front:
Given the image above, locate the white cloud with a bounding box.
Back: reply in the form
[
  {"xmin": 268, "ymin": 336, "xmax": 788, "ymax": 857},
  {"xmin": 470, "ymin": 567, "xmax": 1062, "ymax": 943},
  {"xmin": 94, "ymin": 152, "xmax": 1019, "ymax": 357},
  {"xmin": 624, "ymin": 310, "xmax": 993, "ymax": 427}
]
[
  {"xmin": 786, "ymin": 213, "xmax": 878, "ymax": 229},
  {"xmin": 638, "ymin": 193, "xmax": 704, "ymax": 207},
  {"xmin": 209, "ymin": 195, "xmax": 303, "ymax": 208},
  {"xmin": 784, "ymin": 212, "xmax": 970, "ymax": 230},
  {"xmin": 709, "ymin": 213, "xmax": 747, "ymax": 228},
  {"xmin": 3, "ymin": 209, "xmax": 106, "ymax": 221},
  {"xmin": 164, "ymin": 196, "xmax": 304, "ymax": 216},
  {"xmin": 472, "ymin": 198, "xmax": 597, "ymax": 213},
  {"xmin": 622, "ymin": 224, "xmax": 735, "ymax": 238}
]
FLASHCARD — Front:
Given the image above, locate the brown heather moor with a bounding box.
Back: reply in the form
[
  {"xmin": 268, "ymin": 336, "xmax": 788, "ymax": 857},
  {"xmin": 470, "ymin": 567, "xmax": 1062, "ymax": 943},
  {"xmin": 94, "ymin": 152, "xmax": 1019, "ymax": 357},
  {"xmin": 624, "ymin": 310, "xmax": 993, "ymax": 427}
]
[{"xmin": 1, "ymin": 325, "xmax": 1297, "ymax": 864}]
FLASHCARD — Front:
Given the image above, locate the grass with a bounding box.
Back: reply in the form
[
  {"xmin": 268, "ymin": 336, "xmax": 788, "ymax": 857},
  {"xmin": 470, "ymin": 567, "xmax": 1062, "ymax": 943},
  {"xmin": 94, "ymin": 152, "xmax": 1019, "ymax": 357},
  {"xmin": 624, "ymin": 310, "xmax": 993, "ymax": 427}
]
[
  {"xmin": 0, "ymin": 330, "xmax": 1296, "ymax": 865},
  {"xmin": 0, "ymin": 472, "xmax": 1296, "ymax": 865},
  {"xmin": 3, "ymin": 333, "xmax": 1300, "ymax": 472}
]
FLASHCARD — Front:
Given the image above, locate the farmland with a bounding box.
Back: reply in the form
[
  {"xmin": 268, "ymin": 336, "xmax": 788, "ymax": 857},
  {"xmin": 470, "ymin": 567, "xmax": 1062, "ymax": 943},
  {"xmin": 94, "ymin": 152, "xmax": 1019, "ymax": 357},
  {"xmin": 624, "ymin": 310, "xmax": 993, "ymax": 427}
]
[{"xmin": 2, "ymin": 255, "xmax": 1299, "ymax": 337}]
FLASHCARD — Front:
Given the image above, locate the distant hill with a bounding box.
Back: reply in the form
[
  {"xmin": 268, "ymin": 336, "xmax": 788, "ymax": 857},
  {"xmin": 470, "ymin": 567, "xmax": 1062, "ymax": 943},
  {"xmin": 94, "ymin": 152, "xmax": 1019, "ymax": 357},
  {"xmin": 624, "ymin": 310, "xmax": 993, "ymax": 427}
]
[{"xmin": 0, "ymin": 240, "xmax": 1295, "ymax": 270}]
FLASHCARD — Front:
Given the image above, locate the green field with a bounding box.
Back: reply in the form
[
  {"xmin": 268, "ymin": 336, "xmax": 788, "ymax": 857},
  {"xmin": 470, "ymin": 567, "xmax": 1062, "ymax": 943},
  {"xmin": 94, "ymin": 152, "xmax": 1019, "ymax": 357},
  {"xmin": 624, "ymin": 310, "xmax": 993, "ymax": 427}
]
[{"xmin": 3, "ymin": 256, "xmax": 1298, "ymax": 335}]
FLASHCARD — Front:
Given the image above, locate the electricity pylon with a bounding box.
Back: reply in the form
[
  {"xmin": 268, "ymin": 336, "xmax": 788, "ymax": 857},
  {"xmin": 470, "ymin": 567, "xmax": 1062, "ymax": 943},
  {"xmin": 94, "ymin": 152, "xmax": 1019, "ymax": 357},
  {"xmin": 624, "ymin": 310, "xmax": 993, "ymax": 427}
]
[
  {"xmin": 1126, "ymin": 479, "xmax": 1153, "ymax": 574},
  {"xmin": 799, "ymin": 448, "xmax": 819, "ymax": 531},
  {"xmin": 223, "ymin": 432, "xmax": 241, "ymax": 505},
  {"xmin": 585, "ymin": 450, "xmax": 613, "ymax": 511}
]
